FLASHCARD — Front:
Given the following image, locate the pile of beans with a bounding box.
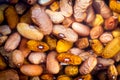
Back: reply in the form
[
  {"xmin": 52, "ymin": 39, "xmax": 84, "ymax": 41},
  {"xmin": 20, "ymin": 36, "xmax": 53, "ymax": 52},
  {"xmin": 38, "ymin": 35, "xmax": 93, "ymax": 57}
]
[{"xmin": 0, "ymin": 0, "xmax": 120, "ymax": 80}]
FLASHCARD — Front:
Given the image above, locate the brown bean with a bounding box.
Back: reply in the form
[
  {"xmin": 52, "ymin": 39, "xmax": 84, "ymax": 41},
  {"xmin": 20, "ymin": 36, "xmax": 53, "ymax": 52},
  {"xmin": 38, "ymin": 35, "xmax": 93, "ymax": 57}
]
[
  {"xmin": 68, "ymin": 47, "xmax": 84, "ymax": 55},
  {"xmin": 99, "ymin": 32, "xmax": 113, "ymax": 44},
  {"xmin": 46, "ymin": 51, "xmax": 60, "ymax": 74},
  {"xmin": 0, "ymin": 36, "xmax": 8, "ymax": 46},
  {"xmin": 45, "ymin": 9, "xmax": 64, "ymax": 24},
  {"xmin": 79, "ymin": 51, "xmax": 92, "ymax": 61},
  {"xmin": 20, "ymin": 10, "xmax": 33, "ymax": 24},
  {"xmin": 20, "ymin": 64, "xmax": 43, "ymax": 76},
  {"xmin": 93, "ymin": 0, "xmax": 112, "ymax": 19},
  {"xmin": 60, "ymin": 0, "xmax": 73, "ymax": 17},
  {"xmin": 79, "ymin": 56, "xmax": 97, "ymax": 75},
  {"xmin": 104, "ymin": 16, "xmax": 118, "ymax": 30},
  {"xmin": 85, "ymin": 6, "xmax": 95, "ymax": 23},
  {"xmin": 0, "ymin": 69, "xmax": 19, "ymax": 80},
  {"xmin": 97, "ymin": 58, "xmax": 114, "ymax": 67},
  {"xmin": 62, "ymin": 17, "xmax": 74, "ymax": 28},
  {"xmin": 72, "ymin": 22, "xmax": 90, "ymax": 36},
  {"xmin": 74, "ymin": 0, "xmax": 92, "ymax": 22},
  {"xmin": 17, "ymin": 23, "xmax": 43, "ymax": 40},
  {"xmin": 31, "ymin": 4, "xmax": 53, "ymax": 35},
  {"xmin": 12, "ymin": 50, "xmax": 24, "ymax": 67},
  {"xmin": 76, "ymin": 37, "xmax": 89, "ymax": 49},
  {"xmin": 90, "ymin": 26, "xmax": 103, "ymax": 39},
  {"xmin": 4, "ymin": 32, "xmax": 21, "ymax": 52},
  {"xmin": 0, "ymin": 47, "xmax": 16, "ymax": 68},
  {"xmin": 28, "ymin": 52, "xmax": 46, "ymax": 64},
  {"xmin": 5, "ymin": 6, "xmax": 19, "ymax": 29},
  {"xmin": 53, "ymin": 25, "xmax": 78, "ymax": 42},
  {"xmin": 15, "ymin": 2, "xmax": 27, "ymax": 15},
  {"xmin": 19, "ymin": 37, "xmax": 31, "ymax": 58},
  {"xmin": 0, "ymin": 25, "xmax": 11, "ymax": 36}
]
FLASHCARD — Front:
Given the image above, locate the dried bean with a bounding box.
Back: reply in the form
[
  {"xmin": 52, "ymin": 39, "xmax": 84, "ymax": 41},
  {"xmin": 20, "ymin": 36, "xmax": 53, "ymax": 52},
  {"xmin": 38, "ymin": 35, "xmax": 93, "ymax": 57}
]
[
  {"xmin": 46, "ymin": 51, "xmax": 60, "ymax": 74},
  {"xmin": 17, "ymin": 23, "xmax": 43, "ymax": 40},
  {"xmin": 20, "ymin": 64, "xmax": 43, "ymax": 76},
  {"xmin": 60, "ymin": 0, "xmax": 73, "ymax": 17},
  {"xmin": 0, "ymin": 25, "xmax": 11, "ymax": 35},
  {"xmin": 4, "ymin": 32, "xmax": 21, "ymax": 52},
  {"xmin": 12, "ymin": 50, "xmax": 24, "ymax": 67},
  {"xmin": 57, "ymin": 53, "xmax": 82, "ymax": 65},
  {"xmin": 72, "ymin": 22, "xmax": 90, "ymax": 36},
  {"xmin": 108, "ymin": 65, "xmax": 118, "ymax": 80},
  {"xmin": 28, "ymin": 52, "xmax": 46, "ymax": 64},
  {"xmin": 46, "ymin": 9, "xmax": 64, "ymax": 24},
  {"xmin": 0, "ymin": 69, "xmax": 19, "ymax": 80},
  {"xmin": 31, "ymin": 4, "xmax": 53, "ymax": 35},
  {"xmin": 79, "ymin": 56, "xmax": 97, "ymax": 75},
  {"xmin": 99, "ymin": 32, "xmax": 113, "ymax": 44},
  {"xmin": 90, "ymin": 26, "xmax": 103, "ymax": 39},
  {"xmin": 53, "ymin": 25, "xmax": 78, "ymax": 42},
  {"xmin": 93, "ymin": 0, "xmax": 112, "ymax": 19},
  {"xmin": 76, "ymin": 37, "xmax": 89, "ymax": 49},
  {"xmin": 56, "ymin": 39, "xmax": 73, "ymax": 53},
  {"xmin": 0, "ymin": 36, "xmax": 8, "ymax": 46}
]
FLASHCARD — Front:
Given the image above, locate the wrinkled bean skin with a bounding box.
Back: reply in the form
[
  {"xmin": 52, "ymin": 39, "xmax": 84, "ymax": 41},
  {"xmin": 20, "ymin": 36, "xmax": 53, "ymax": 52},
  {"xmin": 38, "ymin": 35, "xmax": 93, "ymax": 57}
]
[
  {"xmin": 90, "ymin": 39, "xmax": 104, "ymax": 56},
  {"xmin": 4, "ymin": 32, "xmax": 21, "ymax": 52},
  {"xmin": 79, "ymin": 51, "xmax": 94, "ymax": 61},
  {"xmin": 85, "ymin": 6, "xmax": 95, "ymax": 23},
  {"xmin": 104, "ymin": 16, "xmax": 118, "ymax": 30},
  {"xmin": 74, "ymin": 0, "xmax": 92, "ymax": 22},
  {"xmin": 57, "ymin": 53, "xmax": 82, "ymax": 65},
  {"xmin": 60, "ymin": 0, "xmax": 73, "ymax": 17},
  {"xmin": 31, "ymin": 4, "xmax": 53, "ymax": 35},
  {"xmin": 93, "ymin": 0, "xmax": 112, "ymax": 19},
  {"xmin": 76, "ymin": 37, "xmax": 89, "ymax": 49},
  {"xmin": 45, "ymin": 9, "xmax": 64, "ymax": 24},
  {"xmin": 99, "ymin": 32, "xmax": 113, "ymax": 44},
  {"xmin": 90, "ymin": 26, "xmax": 103, "ymax": 39},
  {"xmin": 79, "ymin": 56, "xmax": 97, "ymax": 75}
]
